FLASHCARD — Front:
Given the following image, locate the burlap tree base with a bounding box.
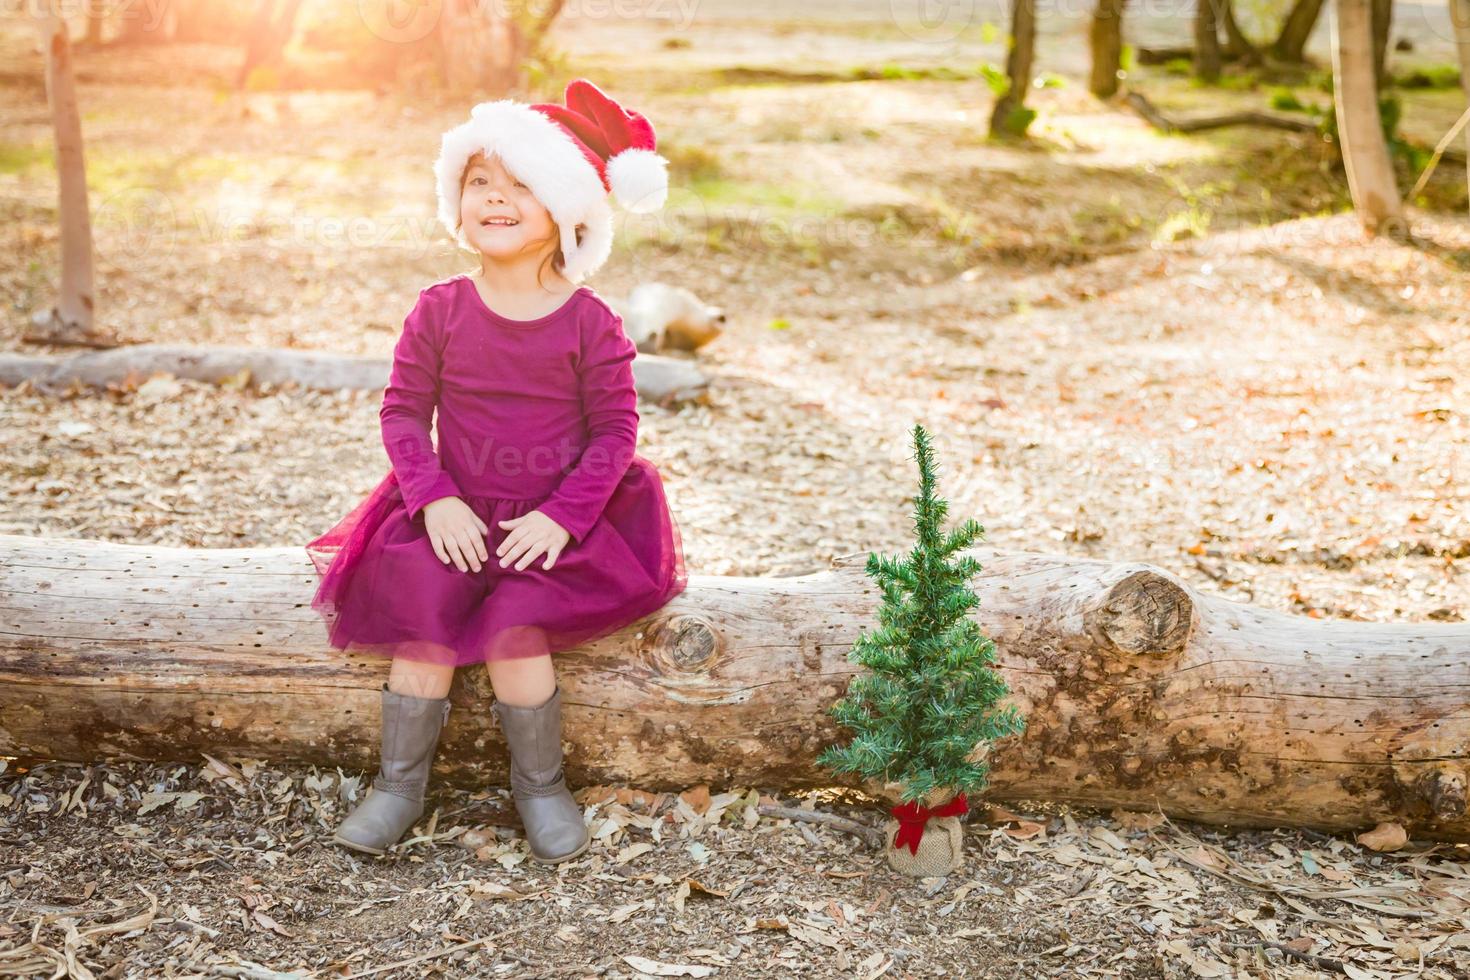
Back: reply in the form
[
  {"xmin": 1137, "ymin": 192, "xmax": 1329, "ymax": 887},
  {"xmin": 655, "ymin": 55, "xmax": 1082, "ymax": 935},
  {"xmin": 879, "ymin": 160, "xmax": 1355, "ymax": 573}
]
[
  {"xmin": 883, "ymin": 813, "xmax": 965, "ymax": 876},
  {"xmin": 879, "ymin": 787, "xmax": 969, "ymax": 877}
]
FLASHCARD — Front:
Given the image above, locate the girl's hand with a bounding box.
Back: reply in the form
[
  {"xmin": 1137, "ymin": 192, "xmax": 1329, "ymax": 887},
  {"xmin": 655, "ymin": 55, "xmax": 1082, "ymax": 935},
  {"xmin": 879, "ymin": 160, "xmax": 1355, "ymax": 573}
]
[
  {"xmin": 422, "ymin": 497, "xmax": 490, "ymax": 572},
  {"xmin": 497, "ymin": 511, "xmax": 571, "ymax": 571}
]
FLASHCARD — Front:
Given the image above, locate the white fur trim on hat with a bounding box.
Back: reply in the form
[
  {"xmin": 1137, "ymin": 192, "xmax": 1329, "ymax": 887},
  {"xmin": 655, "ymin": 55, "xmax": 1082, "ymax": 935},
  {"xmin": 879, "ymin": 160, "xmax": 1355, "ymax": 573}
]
[
  {"xmin": 607, "ymin": 148, "xmax": 669, "ymax": 214},
  {"xmin": 560, "ymin": 196, "xmax": 613, "ymax": 284},
  {"xmin": 434, "ymin": 100, "xmax": 610, "ymax": 279}
]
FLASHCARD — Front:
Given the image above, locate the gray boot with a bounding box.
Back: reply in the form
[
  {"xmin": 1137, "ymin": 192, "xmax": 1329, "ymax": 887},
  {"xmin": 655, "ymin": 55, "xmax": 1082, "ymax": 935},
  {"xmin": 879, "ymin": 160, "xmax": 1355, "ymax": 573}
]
[
  {"xmin": 332, "ymin": 682, "xmax": 452, "ymax": 856},
  {"xmin": 491, "ymin": 683, "xmax": 591, "ymax": 865}
]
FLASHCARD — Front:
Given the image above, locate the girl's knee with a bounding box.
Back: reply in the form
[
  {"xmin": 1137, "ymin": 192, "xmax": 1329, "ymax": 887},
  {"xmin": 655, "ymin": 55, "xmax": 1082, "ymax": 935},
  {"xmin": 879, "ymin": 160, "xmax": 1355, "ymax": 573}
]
[
  {"xmin": 388, "ymin": 652, "xmax": 456, "ymax": 699},
  {"xmin": 484, "ymin": 650, "xmax": 554, "ymax": 705}
]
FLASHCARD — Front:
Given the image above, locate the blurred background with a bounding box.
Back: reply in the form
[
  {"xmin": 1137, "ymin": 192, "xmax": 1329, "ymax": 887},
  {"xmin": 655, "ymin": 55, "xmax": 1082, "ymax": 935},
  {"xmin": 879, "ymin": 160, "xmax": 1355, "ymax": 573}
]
[{"xmin": 3, "ymin": 0, "xmax": 1466, "ymax": 602}]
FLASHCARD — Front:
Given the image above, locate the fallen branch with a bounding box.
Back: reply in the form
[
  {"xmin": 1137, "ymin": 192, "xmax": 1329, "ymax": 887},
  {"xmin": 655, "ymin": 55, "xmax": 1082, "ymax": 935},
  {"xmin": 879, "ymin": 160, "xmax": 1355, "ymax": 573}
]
[
  {"xmin": 1223, "ymin": 937, "xmax": 1348, "ymax": 974},
  {"xmin": 757, "ymin": 803, "xmax": 885, "ymax": 849},
  {"xmin": 339, "ymin": 931, "xmax": 513, "ymax": 980},
  {"xmin": 1408, "ymin": 103, "xmax": 1470, "ymax": 200},
  {"xmin": 1124, "ymin": 90, "xmax": 1319, "ymax": 134},
  {"xmin": 0, "ymin": 343, "xmax": 710, "ymax": 405}
]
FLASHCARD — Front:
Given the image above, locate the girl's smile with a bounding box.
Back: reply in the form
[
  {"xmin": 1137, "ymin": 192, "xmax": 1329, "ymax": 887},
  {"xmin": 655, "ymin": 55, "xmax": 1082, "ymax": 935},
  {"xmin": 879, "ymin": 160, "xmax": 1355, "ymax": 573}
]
[{"xmin": 460, "ymin": 153, "xmax": 556, "ymax": 259}]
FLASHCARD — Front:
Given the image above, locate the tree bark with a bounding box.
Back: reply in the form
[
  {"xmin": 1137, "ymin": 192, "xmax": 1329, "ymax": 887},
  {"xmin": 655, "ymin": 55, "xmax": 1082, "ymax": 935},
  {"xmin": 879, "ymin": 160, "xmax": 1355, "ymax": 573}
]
[
  {"xmin": 1272, "ymin": 0, "xmax": 1326, "ymax": 63},
  {"xmin": 84, "ymin": 6, "xmax": 105, "ymax": 46},
  {"xmin": 1221, "ymin": 0, "xmax": 1261, "ymax": 64},
  {"xmin": 1452, "ymin": 0, "xmax": 1470, "ymax": 203},
  {"xmin": 28, "ymin": 8, "xmax": 109, "ymax": 349},
  {"xmin": 1331, "ymin": 0, "xmax": 1404, "ymax": 234},
  {"xmin": 437, "ymin": 0, "xmax": 565, "ymax": 96},
  {"xmin": 1364, "ymin": 0, "xmax": 1387, "ymax": 91},
  {"xmin": 989, "ymin": 0, "xmax": 1037, "ymax": 137},
  {"xmin": 3, "ymin": 537, "xmax": 1468, "ymax": 840},
  {"xmin": 1371, "ymin": 0, "xmax": 1393, "ymax": 91},
  {"xmin": 0, "ymin": 344, "xmax": 710, "ymax": 405},
  {"xmin": 236, "ymin": 0, "xmax": 305, "ymax": 91},
  {"xmin": 1195, "ymin": 0, "xmax": 1223, "ymax": 82},
  {"xmin": 1090, "ymin": 0, "xmax": 1127, "ymax": 98},
  {"xmin": 115, "ymin": 0, "xmax": 175, "ymax": 44}
]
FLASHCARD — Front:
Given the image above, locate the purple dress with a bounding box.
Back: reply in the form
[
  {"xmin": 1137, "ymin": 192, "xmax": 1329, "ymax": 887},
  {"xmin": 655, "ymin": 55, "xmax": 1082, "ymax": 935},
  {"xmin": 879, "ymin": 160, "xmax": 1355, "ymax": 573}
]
[{"xmin": 305, "ymin": 274, "xmax": 688, "ymax": 665}]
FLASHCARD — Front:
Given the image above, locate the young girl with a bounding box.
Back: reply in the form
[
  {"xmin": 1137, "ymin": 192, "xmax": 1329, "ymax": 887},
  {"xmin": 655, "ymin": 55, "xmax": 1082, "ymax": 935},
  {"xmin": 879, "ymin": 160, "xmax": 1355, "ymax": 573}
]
[{"xmin": 304, "ymin": 80, "xmax": 688, "ymax": 864}]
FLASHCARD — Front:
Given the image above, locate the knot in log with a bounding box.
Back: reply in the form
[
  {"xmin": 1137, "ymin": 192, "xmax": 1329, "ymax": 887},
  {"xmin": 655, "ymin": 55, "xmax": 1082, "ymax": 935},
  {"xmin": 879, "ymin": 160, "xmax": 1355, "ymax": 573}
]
[
  {"xmin": 648, "ymin": 614, "xmax": 720, "ymax": 674},
  {"xmin": 1086, "ymin": 568, "xmax": 1194, "ymax": 657},
  {"xmin": 1419, "ymin": 767, "xmax": 1468, "ymax": 823}
]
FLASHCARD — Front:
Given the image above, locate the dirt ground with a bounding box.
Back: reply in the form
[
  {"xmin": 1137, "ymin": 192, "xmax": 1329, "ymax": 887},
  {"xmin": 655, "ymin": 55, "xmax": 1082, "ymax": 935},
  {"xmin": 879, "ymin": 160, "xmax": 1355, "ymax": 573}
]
[{"xmin": 3, "ymin": 3, "xmax": 1470, "ymax": 978}]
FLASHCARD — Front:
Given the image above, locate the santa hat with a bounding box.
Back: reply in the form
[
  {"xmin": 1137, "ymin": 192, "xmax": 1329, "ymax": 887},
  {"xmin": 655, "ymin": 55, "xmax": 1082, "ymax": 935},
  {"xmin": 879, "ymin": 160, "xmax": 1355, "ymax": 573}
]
[{"xmin": 433, "ymin": 78, "xmax": 670, "ymax": 283}]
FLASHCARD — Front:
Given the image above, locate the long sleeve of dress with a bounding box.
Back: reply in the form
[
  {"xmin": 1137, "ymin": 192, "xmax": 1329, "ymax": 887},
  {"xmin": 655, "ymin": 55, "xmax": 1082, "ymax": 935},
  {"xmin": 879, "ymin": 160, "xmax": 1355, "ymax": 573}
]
[
  {"xmin": 380, "ymin": 288, "xmax": 462, "ymax": 523},
  {"xmin": 535, "ymin": 312, "xmax": 640, "ymax": 545}
]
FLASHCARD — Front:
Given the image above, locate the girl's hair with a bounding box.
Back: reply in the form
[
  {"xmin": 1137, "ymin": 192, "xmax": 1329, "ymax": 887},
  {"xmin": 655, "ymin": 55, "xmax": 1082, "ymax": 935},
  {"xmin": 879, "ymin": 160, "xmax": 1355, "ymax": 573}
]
[{"xmin": 457, "ymin": 151, "xmax": 584, "ymax": 290}]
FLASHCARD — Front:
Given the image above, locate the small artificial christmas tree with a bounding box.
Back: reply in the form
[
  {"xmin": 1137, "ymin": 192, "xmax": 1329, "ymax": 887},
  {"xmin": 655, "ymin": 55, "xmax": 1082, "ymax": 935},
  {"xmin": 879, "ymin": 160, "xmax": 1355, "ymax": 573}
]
[{"xmin": 817, "ymin": 422, "xmax": 1026, "ymax": 876}]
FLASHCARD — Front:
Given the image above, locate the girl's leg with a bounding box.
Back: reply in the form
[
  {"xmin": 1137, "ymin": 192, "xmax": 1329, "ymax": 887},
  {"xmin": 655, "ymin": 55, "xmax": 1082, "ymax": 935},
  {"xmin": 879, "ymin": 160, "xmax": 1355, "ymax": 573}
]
[
  {"xmin": 487, "ymin": 653, "xmax": 587, "ymax": 863},
  {"xmin": 334, "ymin": 645, "xmax": 454, "ymax": 856},
  {"xmin": 387, "ymin": 642, "xmax": 457, "ymax": 700},
  {"xmin": 485, "ymin": 653, "xmax": 555, "ymax": 706}
]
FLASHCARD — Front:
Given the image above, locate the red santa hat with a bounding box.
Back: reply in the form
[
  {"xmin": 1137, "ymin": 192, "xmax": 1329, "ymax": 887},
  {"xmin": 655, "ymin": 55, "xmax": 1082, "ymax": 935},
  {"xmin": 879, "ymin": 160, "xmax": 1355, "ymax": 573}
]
[{"xmin": 434, "ymin": 79, "xmax": 670, "ymax": 283}]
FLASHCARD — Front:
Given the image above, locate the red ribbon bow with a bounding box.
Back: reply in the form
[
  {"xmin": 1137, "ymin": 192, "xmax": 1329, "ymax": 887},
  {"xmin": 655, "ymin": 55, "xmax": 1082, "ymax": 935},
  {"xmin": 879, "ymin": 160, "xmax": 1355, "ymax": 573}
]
[{"xmin": 890, "ymin": 792, "xmax": 969, "ymax": 855}]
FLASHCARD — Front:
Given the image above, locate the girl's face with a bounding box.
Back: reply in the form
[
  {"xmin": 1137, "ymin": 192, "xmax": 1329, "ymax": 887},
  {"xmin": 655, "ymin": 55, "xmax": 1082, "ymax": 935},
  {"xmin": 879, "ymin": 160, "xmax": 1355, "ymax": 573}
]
[{"xmin": 458, "ymin": 153, "xmax": 558, "ymax": 263}]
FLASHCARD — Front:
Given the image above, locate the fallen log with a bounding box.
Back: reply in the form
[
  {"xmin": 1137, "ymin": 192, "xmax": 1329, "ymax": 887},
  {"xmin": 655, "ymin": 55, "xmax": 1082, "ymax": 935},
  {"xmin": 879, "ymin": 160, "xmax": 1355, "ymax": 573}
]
[
  {"xmin": 2, "ymin": 534, "xmax": 1467, "ymax": 840},
  {"xmin": 0, "ymin": 343, "xmax": 709, "ymax": 405}
]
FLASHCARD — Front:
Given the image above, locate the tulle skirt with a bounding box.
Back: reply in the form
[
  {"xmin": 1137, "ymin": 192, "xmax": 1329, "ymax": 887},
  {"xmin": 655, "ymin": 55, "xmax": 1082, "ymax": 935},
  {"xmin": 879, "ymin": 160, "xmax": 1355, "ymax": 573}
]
[{"xmin": 305, "ymin": 455, "xmax": 689, "ymax": 666}]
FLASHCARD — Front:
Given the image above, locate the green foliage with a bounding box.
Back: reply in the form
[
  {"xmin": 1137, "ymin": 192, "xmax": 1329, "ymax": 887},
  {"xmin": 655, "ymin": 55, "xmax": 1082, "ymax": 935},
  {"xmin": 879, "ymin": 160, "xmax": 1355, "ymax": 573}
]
[
  {"xmin": 660, "ymin": 141, "xmax": 724, "ymax": 183},
  {"xmin": 980, "ymin": 63, "xmax": 1011, "ymax": 98},
  {"xmin": 1393, "ymin": 64, "xmax": 1462, "ymax": 90},
  {"xmin": 1268, "ymin": 87, "xmax": 1306, "ymax": 112},
  {"xmin": 995, "ymin": 105, "xmax": 1037, "ymax": 138},
  {"xmin": 1214, "ymin": 70, "xmax": 1262, "ymax": 92},
  {"xmin": 1265, "ymin": 86, "xmax": 1424, "ymax": 169},
  {"xmin": 816, "ymin": 424, "xmax": 1026, "ymax": 806},
  {"xmin": 1376, "ymin": 94, "xmax": 1434, "ymax": 173},
  {"xmin": 0, "ymin": 141, "xmax": 52, "ymax": 177}
]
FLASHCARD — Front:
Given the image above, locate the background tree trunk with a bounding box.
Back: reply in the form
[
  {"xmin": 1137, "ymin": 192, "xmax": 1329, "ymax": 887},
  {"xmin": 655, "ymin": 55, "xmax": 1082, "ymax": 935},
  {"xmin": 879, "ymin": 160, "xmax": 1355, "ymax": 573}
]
[
  {"xmin": 989, "ymin": 0, "xmax": 1037, "ymax": 137},
  {"xmin": 1195, "ymin": 0, "xmax": 1223, "ymax": 81},
  {"xmin": 236, "ymin": 0, "xmax": 306, "ymax": 90},
  {"xmin": 29, "ymin": 8, "xmax": 97, "ymax": 343},
  {"xmin": 116, "ymin": 0, "xmax": 176, "ymax": 44},
  {"xmin": 1089, "ymin": 0, "xmax": 1127, "ymax": 98},
  {"xmin": 1452, "ymin": 0, "xmax": 1470, "ymax": 203},
  {"xmin": 84, "ymin": 7, "xmax": 105, "ymax": 46},
  {"xmin": 1331, "ymin": 0, "xmax": 1404, "ymax": 233},
  {"xmin": 3, "ymin": 537, "xmax": 1469, "ymax": 841},
  {"xmin": 437, "ymin": 0, "xmax": 517, "ymax": 95},
  {"xmin": 1221, "ymin": 0, "xmax": 1261, "ymax": 63},
  {"xmin": 1272, "ymin": 0, "xmax": 1325, "ymax": 63},
  {"xmin": 1371, "ymin": 0, "xmax": 1393, "ymax": 90}
]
